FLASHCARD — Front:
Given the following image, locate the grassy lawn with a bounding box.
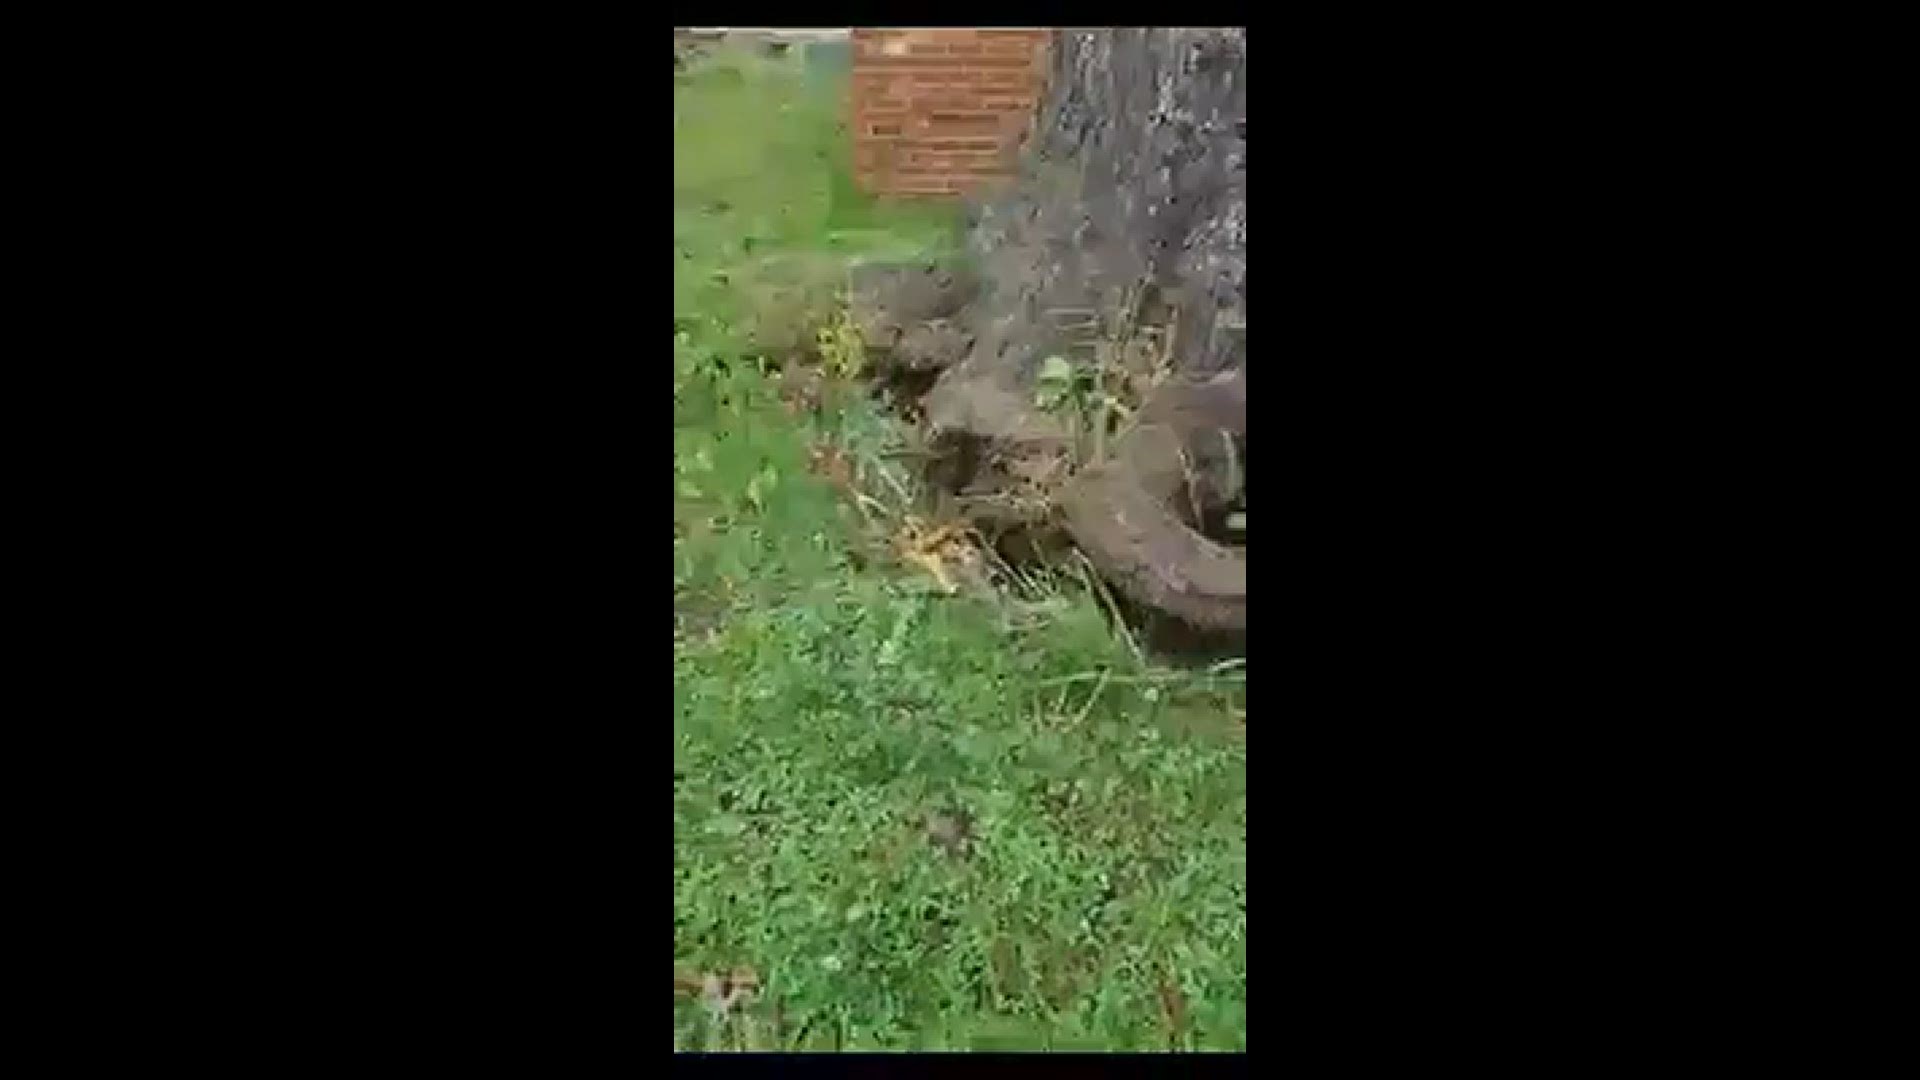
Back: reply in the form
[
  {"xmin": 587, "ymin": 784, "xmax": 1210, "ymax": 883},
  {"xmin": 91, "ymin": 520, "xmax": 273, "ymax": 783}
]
[{"xmin": 673, "ymin": 48, "xmax": 1247, "ymax": 1052}]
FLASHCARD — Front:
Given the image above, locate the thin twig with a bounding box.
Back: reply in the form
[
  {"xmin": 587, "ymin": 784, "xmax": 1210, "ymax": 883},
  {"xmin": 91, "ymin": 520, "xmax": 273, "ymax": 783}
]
[
  {"xmin": 788, "ymin": 1009, "xmax": 817, "ymax": 1050},
  {"xmin": 1090, "ymin": 343, "xmax": 1110, "ymax": 466},
  {"xmin": 853, "ymin": 491, "xmax": 891, "ymax": 522},
  {"xmin": 869, "ymin": 457, "xmax": 914, "ymax": 509},
  {"xmin": 1034, "ymin": 670, "xmax": 1247, "ymax": 688},
  {"xmin": 1070, "ymin": 668, "xmax": 1113, "ymax": 726},
  {"xmin": 1051, "ymin": 681, "xmax": 1073, "ymax": 717},
  {"xmin": 1074, "ymin": 548, "xmax": 1143, "ymax": 666},
  {"xmin": 1177, "ymin": 444, "xmax": 1206, "ymax": 529},
  {"xmin": 1086, "ymin": 278, "xmax": 1152, "ymax": 470},
  {"xmin": 1106, "ymin": 301, "xmax": 1179, "ymax": 451},
  {"xmin": 1219, "ymin": 429, "xmax": 1241, "ymax": 502}
]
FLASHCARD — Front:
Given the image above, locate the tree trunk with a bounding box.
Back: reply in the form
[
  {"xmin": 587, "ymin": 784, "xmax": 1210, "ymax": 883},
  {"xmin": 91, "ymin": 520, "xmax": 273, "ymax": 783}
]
[{"xmin": 862, "ymin": 29, "xmax": 1249, "ymax": 635}]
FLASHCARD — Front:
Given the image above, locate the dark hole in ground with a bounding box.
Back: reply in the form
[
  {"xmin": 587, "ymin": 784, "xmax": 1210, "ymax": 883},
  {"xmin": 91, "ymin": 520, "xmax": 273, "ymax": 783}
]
[
  {"xmin": 873, "ymin": 365, "xmax": 943, "ymax": 418},
  {"xmin": 923, "ymin": 429, "xmax": 985, "ymax": 496},
  {"xmin": 906, "ymin": 391, "xmax": 1245, "ymax": 667},
  {"xmin": 1104, "ymin": 589, "xmax": 1246, "ymax": 665}
]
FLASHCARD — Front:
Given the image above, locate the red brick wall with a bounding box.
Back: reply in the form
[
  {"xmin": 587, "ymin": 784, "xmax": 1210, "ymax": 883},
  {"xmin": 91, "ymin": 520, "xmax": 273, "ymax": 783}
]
[{"xmin": 850, "ymin": 28, "xmax": 1052, "ymax": 197}]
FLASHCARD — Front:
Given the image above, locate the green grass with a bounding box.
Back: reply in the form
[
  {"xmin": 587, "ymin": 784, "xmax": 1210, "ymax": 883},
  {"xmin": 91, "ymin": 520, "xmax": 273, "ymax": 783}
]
[{"xmin": 674, "ymin": 47, "xmax": 1246, "ymax": 1052}]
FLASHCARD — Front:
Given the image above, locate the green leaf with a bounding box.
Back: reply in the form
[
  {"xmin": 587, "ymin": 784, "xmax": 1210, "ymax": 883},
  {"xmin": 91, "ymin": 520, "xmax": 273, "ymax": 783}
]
[{"xmin": 1038, "ymin": 355, "xmax": 1074, "ymax": 385}]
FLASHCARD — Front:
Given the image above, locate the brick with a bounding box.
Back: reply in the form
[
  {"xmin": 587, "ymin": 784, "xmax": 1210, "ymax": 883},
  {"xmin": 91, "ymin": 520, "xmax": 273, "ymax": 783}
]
[
  {"xmin": 913, "ymin": 77, "xmax": 987, "ymax": 93},
  {"xmin": 908, "ymin": 93, "xmax": 984, "ymax": 110},
  {"xmin": 981, "ymin": 38, "xmax": 1044, "ymax": 56},
  {"xmin": 927, "ymin": 114, "xmax": 1002, "ymax": 135},
  {"xmin": 851, "ymin": 29, "xmax": 1051, "ymax": 197},
  {"xmin": 857, "ymin": 54, "xmax": 1037, "ymax": 70},
  {"xmin": 923, "ymin": 137, "xmax": 1002, "ymax": 151}
]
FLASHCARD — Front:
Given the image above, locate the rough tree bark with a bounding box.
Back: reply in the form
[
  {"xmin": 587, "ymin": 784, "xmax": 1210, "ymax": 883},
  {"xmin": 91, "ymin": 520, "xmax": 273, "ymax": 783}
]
[{"xmin": 856, "ymin": 28, "xmax": 1248, "ymax": 634}]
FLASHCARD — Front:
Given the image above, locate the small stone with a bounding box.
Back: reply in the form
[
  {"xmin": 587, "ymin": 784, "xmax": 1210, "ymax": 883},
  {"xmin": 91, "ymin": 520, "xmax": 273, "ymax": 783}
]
[{"xmin": 924, "ymin": 808, "xmax": 974, "ymax": 855}]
